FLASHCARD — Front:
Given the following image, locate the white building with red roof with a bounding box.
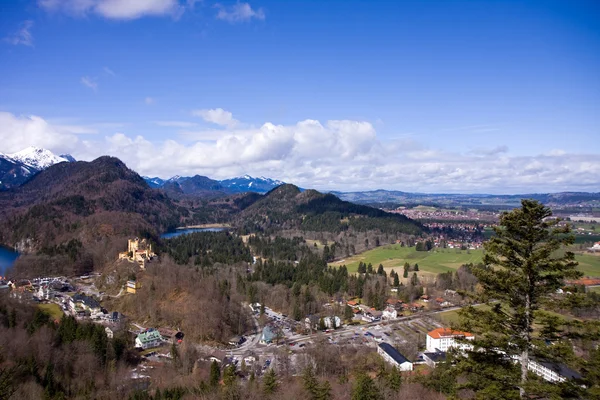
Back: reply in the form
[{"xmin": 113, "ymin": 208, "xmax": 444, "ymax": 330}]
[{"xmin": 426, "ymin": 328, "xmax": 474, "ymax": 352}]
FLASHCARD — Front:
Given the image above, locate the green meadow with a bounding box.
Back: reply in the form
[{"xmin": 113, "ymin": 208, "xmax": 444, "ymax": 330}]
[{"xmin": 331, "ymin": 244, "xmax": 600, "ymax": 277}]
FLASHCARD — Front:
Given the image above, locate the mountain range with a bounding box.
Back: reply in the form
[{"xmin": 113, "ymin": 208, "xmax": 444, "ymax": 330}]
[
  {"xmin": 2, "ymin": 147, "xmax": 599, "ymax": 209},
  {"xmin": 142, "ymin": 174, "xmax": 285, "ymax": 195}
]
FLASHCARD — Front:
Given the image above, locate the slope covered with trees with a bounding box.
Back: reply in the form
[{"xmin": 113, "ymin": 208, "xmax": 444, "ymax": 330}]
[
  {"xmin": 237, "ymin": 184, "xmax": 424, "ymax": 235},
  {"xmin": 0, "ymin": 157, "xmax": 185, "ymax": 276}
]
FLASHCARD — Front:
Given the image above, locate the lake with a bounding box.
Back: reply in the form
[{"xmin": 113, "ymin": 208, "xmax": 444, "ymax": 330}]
[
  {"xmin": 0, "ymin": 245, "xmax": 19, "ymax": 277},
  {"xmin": 160, "ymin": 227, "xmax": 227, "ymax": 239}
]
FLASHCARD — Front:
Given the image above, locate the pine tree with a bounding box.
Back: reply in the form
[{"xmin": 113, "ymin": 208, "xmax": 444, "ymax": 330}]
[
  {"xmin": 209, "ymin": 360, "xmax": 220, "ymax": 387},
  {"xmin": 316, "ymin": 380, "xmax": 333, "ymax": 400},
  {"xmin": 351, "ymin": 373, "xmax": 381, "ymax": 400},
  {"xmin": 403, "ymin": 268, "xmax": 408, "ymax": 278},
  {"xmin": 387, "ymin": 366, "xmax": 402, "ymax": 392},
  {"xmin": 393, "ymin": 273, "xmax": 400, "ymax": 287},
  {"xmin": 414, "ymin": 263, "xmax": 419, "ymax": 271},
  {"xmin": 263, "ymin": 368, "xmax": 278, "ymax": 395},
  {"xmin": 377, "ymin": 264, "xmax": 384, "ymax": 275},
  {"xmin": 454, "ymin": 200, "xmax": 581, "ymax": 399},
  {"xmin": 410, "ymin": 272, "xmax": 418, "ymax": 286},
  {"xmin": 302, "ymin": 365, "xmax": 318, "ymax": 398}
]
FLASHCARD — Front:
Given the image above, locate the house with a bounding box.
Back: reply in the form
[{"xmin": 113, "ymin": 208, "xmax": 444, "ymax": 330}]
[
  {"xmin": 135, "ymin": 329, "xmax": 163, "ymax": 349},
  {"xmin": 105, "ymin": 326, "xmax": 114, "ymax": 339},
  {"xmin": 423, "ymin": 351, "xmax": 446, "ymax": 368},
  {"xmin": 347, "ymin": 300, "xmax": 359, "ymax": 308},
  {"xmin": 228, "ymin": 336, "xmax": 245, "ymax": 346},
  {"xmin": 36, "ymin": 285, "xmax": 54, "ymax": 301},
  {"xmin": 382, "ymin": 306, "xmax": 398, "ymax": 320},
  {"xmin": 158, "ymin": 327, "xmax": 184, "ymax": 343},
  {"xmin": 260, "ymin": 325, "xmax": 276, "ymax": 344},
  {"xmin": 377, "ymin": 343, "xmax": 413, "ymax": 371},
  {"xmin": 324, "ymin": 316, "xmax": 341, "ymax": 329},
  {"xmin": 69, "ymin": 293, "xmax": 101, "ymax": 314},
  {"xmin": 420, "ymin": 295, "xmax": 431, "ymax": 303},
  {"xmin": 527, "ymin": 358, "xmax": 582, "ymax": 383},
  {"xmin": 588, "ymin": 241, "xmax": 600, "ymax": 252},
  {"xmin": 361, "ymin": 310, "xmax": 382, "ymax": 323},
  {"xmin": 426, "ymin": 328, "xmax": 474, "ymax": 353},
  {"xmin": 126, "ymin": 280, "xmax": 141, "ymax": 294},
  {"xmin": 109, "ymin": 311, "xmax": 124, "ymax": 323},
  {"xmin": 305, "ymin": 315, "xmax": 320, "ymax": 331}
]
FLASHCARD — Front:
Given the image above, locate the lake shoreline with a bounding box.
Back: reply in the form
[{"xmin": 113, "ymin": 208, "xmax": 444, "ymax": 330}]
[{"xmin": 175, "ymin": 223, "xmax": 231, "ymax": 230}]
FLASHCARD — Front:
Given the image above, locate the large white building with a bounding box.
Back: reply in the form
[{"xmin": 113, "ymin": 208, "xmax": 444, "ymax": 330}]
[
  {"xmin": 377, "ymin": 343, "xmax": 413, "ymax": 371},
  {"xmin": 426, "ymin": 328, "xmax": 474, "ymax": 353},
  {"xmin": 527, "ymin": 359, "xmax": 582, "ymax": 383}
]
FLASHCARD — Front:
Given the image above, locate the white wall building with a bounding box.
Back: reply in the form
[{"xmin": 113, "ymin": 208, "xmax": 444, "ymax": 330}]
[
  {"xmin": 382, "ymin": 306, "xmax": 398, "ymax": 320},
  {"xmin": 377, "ymin": 343, "xmax": 413, "ymax": 371},
  {"xmin": 527, "ymin": 359, "xmax": 582, "ymax": 383},
  {"xmin": 426, "ymin": 328, "xmax": 474, "ymax": 353}
]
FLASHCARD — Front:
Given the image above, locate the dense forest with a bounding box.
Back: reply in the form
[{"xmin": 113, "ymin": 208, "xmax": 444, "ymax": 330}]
[{"xmin": 161, "ymin": 231, "xmax": 252, "ymax": 266}]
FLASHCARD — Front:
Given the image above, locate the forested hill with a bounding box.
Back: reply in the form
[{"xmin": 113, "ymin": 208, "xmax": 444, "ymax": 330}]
[
  {"xmin": 0, "ymin": 156, "xmax": 184, "ymax": 254},
  {"xmin": 237, "ymin": 184, "xmax": 424, "ymax": 235}
]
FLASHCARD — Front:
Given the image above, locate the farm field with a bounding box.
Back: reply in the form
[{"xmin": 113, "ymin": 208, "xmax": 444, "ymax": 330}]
[
  {"xmin": 331, "ymin": 244, "xmax": 600, "ymax": 277},
  {"xmin": 331, "ymin": 245, "xmax": 484, "ymax": 274}
]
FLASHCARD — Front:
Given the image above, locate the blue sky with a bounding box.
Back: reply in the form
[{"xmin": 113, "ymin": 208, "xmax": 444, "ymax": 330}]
[{"xmin": 0, "ymin": 0, "xmax": 599, "ymax": 193}]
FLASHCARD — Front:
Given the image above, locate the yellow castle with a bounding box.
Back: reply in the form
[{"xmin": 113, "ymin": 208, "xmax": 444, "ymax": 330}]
[{"xmin": 118, "ymin": 238, "xmax": 155, "ymax": 269}]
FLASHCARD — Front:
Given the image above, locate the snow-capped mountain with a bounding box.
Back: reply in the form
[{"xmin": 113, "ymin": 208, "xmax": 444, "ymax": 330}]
[
  {"xmin": 8, "ymin": 147, "xmax": 72, "ymax": 170},
  {"xmin": 142, "ymin": 174, "xmax": 285, "ymax": 194},
  {"xmin": 142, "ymin": 176, "xmax": 166, "ymax": 188},
  {"xmin": 0, "ymin": 147, "xmax": 75, "ymax": 190},
  {"xmin": 219, "ymin": 175, "xmax": 285, "ymax": 193}
]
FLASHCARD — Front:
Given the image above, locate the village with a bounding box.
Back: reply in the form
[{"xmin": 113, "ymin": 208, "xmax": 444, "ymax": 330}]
[{"xmin": 0, "ymin": 236, "xmax": 589, "ymax": 387}]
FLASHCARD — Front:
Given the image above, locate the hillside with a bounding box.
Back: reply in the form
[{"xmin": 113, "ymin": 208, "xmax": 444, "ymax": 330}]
[
  {"xmin": 0, "ymin": 157, "xmax": 184, "ymax": 275},
  {"xmin": 237, "ymin": 184, "xmax": 424, "ymax": 235}
]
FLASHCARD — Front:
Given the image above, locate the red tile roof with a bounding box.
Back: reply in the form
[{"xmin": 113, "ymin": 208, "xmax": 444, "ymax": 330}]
[{"xmin": 427, "ymin": 328, "xmax": 473, "ymax": 339}]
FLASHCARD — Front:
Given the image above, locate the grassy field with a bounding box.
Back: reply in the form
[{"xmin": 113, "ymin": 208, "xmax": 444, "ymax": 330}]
[
  {"xmin": 38, "ymin": 303, "xmax": 64, "ymax": 321},
  {"xmin": 331, "ymin": 244, "xmax": 600, "ymax": 277},
  {"xmin": 331, "ymin": 245, "xmax": 484, "ymax": 274}
]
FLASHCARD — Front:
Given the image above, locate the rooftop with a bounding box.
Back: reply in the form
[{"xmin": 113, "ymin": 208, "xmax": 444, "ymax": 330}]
[
  {"xmin": 423, "ymin": 351, "xmax": 447, "ymax": 363},
  {"xmin": 535, "ymin": 359, "xmax": 582, "ymax": 380},
  {"xmin": 427, "ymin": 328, "xmax": 474, "ymax": 339},
  {"xmin": 378, "ymin": 343, "xmax": 411, "ymax": 365}
]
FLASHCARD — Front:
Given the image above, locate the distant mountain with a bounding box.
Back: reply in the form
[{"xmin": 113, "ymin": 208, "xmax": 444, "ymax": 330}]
[
  {"xmin": 0, "ymin": 147, "xmax": 75, "ymax": 190},
  {"xmin": 143, "ymin": 174, "xmax": 285, "ymax": 195},
  {"xmin": 0, "ymin": 156, "xmax": 182, "ymax": 257},
  {"xmin": 9, "ymin": 146, "xmax": 71, "ymax": 170},
  {"xmin": 220, "ymin": 175, "xmax": 285, "ymax": 194},
  {"xmin": 334, "ymin": 190, "xmax": 600, "ymax": 208},
  {"xmin": 143, "ymin": 176, "xmax": 166, "ymax": 188},
  {"xmin": 0, "ymin": 153, "xmax": 35, "ymax": 189},
  {"xmin": 237, "ymin": 184, "xmax": 424, "ymax": 235}
]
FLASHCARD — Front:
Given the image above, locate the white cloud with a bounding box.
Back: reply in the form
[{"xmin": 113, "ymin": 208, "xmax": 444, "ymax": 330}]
[
  {"xmin": 1, "ymin": 110, "xmax": 599, "ymax": 193},
  {"xmin": 80, "ymin": 76, "xmax": 98, "ymax": 91},
  {"xmin": 0, "ymin": 112, "xmax": 79, "ymax": 154},
  {"xmin": 192, "ymin": 108, "xmax": 239, "ymax": 128},
  {"xmin": 4, "ymin": 20, "xmax": 34, "ymax": 47},
  {"xmin": 215, "ymin": 2, "xmax": 265, "ymax": 23},
  {"xmin": 145, "ymin": 97, "xmax": 156, "ymax": 105},
  {"xmin": 39, "ymin": 0, "xmax": 184, "ymax": 20},
  {"xmin": 103, "ymin": 66, "xmax": 116, "ymax": 76}
]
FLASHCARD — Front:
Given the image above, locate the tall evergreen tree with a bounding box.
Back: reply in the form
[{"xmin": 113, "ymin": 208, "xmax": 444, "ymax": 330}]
[
  {"xmin": 263, "ymin": 368, "xmax": 278, "ymax": 395},
  {"xmin": 209, "ymin": 360, "xmax": 220, "ymax": 387},
  {"xmin": 351, "ymin": 373, "xmax": 381, "ymax": 400},
  {"xmin": 454, "ymin": 200, "xmax": 582, "ymax": 399}
]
